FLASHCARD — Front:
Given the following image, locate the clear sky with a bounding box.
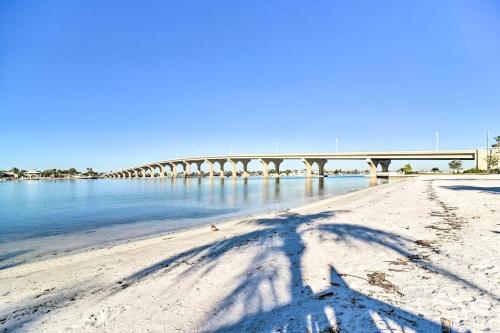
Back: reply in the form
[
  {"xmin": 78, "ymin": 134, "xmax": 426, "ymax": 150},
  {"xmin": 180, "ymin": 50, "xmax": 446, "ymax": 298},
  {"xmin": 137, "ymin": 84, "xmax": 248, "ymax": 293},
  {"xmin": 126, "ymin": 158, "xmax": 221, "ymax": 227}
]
[{"xmin": 1, "ymin": 1, "xmax": 499, "ymax": 172}]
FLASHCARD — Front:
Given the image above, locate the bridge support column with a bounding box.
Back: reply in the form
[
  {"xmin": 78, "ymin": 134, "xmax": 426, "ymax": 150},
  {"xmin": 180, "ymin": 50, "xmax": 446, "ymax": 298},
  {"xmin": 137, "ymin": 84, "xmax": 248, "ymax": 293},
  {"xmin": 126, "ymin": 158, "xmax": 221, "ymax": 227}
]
[
  {"xmin": 302, "ymin": 159, "xmax": 312, "ymax": 177},
  {"xmin": 366, "ymin": 158, "xmax": 380, "ymax": 177},
  {"xmin": 302, "ymin": 158, "xmax": 327, "ymax": 177},
  {"xmin": 316, "ymin": 159, "xmax": 327, "ymax": 176},
  {"xmin": 158, "ymin": 164, "xmax": 166, "ymax": 178},
  {"xmin": 140, "ymin": 168, "xmax": 146, "ymax": 178},
  {"xmin": 218, "ymin": 160, "xmax": 225, "ymax": 178},
  {"xmin": 476, "ymin": 149, "xmax": 488, "ymax": 170},
  {"xmin": 228, "ymin": 159, "xmax": 238, "ymax": 178},
  {"xmin": 205, "ymin": 160, "xmax": 214, "ymax": 178},
  {"xmin": 240, "ymin": 159, "xmax": 251, "ymax": 178},
  {"xmin": 193, "ymin": 161, "xmax": 203, "ymax": 176},
  {"xmin": 133, "ymin": 170, "xmax": 138, "ymax": 178},
  {"xmin": 126, "ymin": 171, "xmax": 132, "ymax": 178},
  {"xmin": 168, "ymin": 163, "xmax": 176, "ymax": 178},
  {"xmin": 205, "ymin": 159, "xmax": 226, "ymax": 177},
  {"xmin": 183, "ymin": 162, "xmax": 191, "ymax": 177},
  {"xmin": 148, "ymin": 166, "xmax": 155, "ymax": 178},
  {"xmin": 260, "ymin": 159, "xmax": 269, "ymax": 177},
  {"xmin": 379, "ymin": 159, "xmax": 391, "ymax": 172},
  {"xmin": 260, "ymin": 158, "xmax": 283, "ymax": 177}
]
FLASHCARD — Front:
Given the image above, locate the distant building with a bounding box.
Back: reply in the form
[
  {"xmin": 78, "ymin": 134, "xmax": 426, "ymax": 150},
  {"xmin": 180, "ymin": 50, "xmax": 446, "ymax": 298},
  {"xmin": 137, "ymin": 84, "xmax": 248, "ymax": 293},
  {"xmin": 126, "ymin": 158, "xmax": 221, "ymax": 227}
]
[{"xmin": 24, "ymin": 169, "xmax": 42, "ymax": 179}]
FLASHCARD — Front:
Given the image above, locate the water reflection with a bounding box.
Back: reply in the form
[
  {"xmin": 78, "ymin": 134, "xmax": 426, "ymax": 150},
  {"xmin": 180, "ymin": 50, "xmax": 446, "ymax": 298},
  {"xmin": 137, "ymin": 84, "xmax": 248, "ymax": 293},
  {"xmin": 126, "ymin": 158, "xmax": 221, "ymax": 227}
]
[{"xmin": 0, "ymin": 176, "xmax": 385, "ymax": 244}]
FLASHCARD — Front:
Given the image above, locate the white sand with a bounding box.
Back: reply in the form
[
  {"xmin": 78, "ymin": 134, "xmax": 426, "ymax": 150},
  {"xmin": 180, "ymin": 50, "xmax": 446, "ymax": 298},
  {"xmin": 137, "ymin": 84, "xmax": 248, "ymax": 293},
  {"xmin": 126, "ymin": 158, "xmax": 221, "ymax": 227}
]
[{"xmin": 0, "ymin": 175, "xmax": 499, "ymax": 332}]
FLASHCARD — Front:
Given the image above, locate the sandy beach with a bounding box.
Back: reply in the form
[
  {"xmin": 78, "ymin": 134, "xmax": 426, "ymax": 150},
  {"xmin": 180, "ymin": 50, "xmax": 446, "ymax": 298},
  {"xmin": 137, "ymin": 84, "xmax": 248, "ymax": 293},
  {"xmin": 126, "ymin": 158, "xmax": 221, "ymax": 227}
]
[{"xmin": 0, "ymin": 175, "xmax": 499, "ymax": 332}]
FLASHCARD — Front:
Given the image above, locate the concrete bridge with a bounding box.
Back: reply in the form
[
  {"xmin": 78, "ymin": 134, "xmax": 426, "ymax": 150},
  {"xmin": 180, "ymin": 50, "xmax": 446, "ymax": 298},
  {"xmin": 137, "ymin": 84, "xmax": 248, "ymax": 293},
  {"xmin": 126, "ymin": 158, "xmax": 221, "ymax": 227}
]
[{"xmin": 105, "ymin": 149, "xmax": 486, "ymax": 179}]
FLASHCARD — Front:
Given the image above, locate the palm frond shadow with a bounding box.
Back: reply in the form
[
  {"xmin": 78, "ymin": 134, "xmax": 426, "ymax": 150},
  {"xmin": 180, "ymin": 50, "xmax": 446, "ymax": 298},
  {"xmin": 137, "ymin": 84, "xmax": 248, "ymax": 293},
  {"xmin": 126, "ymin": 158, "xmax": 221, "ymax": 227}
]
[
  {"xmin": 121, "ymin": 211, "xmax": 479, "ymax": 332},
  {"xmin": 441, "ymin": 185, "xmax": 500, "ymax": 195}
]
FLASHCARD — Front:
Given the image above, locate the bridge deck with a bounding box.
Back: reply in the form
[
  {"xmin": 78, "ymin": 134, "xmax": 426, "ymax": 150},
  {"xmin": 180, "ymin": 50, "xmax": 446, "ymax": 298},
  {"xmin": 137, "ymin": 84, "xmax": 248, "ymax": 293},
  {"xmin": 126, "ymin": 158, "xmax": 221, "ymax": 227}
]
[{"xmin": 109, "ymin": 149, "xmax": 480, "ymax": 175}]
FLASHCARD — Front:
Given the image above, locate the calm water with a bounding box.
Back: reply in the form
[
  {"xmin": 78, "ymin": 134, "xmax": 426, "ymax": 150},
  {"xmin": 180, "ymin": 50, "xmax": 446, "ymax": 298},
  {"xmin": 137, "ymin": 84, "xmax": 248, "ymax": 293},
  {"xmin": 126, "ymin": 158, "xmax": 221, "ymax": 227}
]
[{"xmin": 0, "ymin": 176, "xmax": 383, "ymax": 267}]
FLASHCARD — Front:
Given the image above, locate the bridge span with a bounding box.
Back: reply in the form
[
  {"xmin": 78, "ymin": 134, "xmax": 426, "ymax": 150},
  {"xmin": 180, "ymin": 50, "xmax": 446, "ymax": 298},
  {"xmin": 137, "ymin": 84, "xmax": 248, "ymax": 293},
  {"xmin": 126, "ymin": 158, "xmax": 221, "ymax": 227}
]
[{"xmin": 106, "ymin": 149, "xmax": 486, "ymax": 179}]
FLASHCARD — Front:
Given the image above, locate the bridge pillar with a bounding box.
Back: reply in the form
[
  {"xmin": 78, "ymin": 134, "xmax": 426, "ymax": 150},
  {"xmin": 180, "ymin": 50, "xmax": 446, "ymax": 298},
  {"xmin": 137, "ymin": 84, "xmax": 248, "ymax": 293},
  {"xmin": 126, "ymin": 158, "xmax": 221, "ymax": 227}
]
[
  {"xmin": 366, "ymin": 158, "xmax": 380, "ymax": 177},
  {"xmin": 316, "ymin": 159, "xmax": 327, "ymax": 176},
  {"xmin": 260, "ymin": 158, "xmax": 283, "ymax": 177},
  {"xmin": 241, "ymin": 159, "xmax": 251, "ymax": 178},
  {"xmin": 228, "ymin": 159, "xmax": 238, "ymax": 178},
  {"xmin": 476, "ymin": 149, "xmax": 488, "ymax": 170},
  {"xmin": 208, "ymin": 159, "xmax": 225, "ymax": 177},
  {"xmin": 205, "ymin": 160, "xmax": 215, "ymax": 178},
  {"xmin": 218, "ymin": 160, "xmax": 225, "ymax": 177},
  {"xmin": 259, "ymin": 159, "xmax": 269, "ymax": 177},
  {"xmin": 302, "ymin": 159, "xmax": 312, "ymax": 177},
  {"xmin": 125, "ymin": 171, "xmax": 131, "ymax": 178},
  {"xmin": 302, "ymin": 158, "xmax": 327, "ymax": 177},
  {"xmin": 193, "ymin": 161, "xmax": 204, "ymax": 176},
  {"xmin": 167, "ymin": 163, "xmax": 176, "ymax": 178},
  {"xmin": 158, "ymin": 164, "xmax": 166, "ymax": 178},
  {"xmin": 183, "ymin": 161, "xmax": 191, "ymax": 177},
  {"xmin": 133, "ymin": 170, "xmax": 138, "ymax": 178},
  {"xmin": 379, "ymin": 159, "xmax": 391, "ymax": 172},
  {"xmin": 140, "ymin": 168, "xmax": 147, "ymax": 178}
]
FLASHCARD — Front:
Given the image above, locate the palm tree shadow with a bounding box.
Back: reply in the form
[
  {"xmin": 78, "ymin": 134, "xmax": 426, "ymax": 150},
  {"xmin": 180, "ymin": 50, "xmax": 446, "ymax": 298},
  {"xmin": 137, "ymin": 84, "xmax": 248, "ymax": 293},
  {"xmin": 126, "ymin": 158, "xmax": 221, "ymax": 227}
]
[
  {"xmin": 319, "ymin": 224, "xmax": 498, "ymax": 300},
  {"xmin": 441, "ymin": 185, "xmax": 500, "ymax": 195},
  {"xmin": 120, "ymin": 211, "xmax": 484, "ymax": 332}
]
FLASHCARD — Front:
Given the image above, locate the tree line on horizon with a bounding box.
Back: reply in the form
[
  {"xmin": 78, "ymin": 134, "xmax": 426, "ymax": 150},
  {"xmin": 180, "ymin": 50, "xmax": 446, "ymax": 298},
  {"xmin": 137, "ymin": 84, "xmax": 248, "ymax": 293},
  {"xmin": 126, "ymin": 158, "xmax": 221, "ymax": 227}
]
[{"xmin": 0, "ymin": 167, "xmax": 102, "ymax": 178}]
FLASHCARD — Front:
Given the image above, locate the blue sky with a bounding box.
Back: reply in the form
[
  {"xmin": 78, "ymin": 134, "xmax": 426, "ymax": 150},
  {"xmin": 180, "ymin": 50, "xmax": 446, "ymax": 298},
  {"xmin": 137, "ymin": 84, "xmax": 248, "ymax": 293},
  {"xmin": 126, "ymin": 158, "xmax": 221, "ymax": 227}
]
[{"xmin": 1, "ymin": 1, "xmax": 499, "ymax": 172}]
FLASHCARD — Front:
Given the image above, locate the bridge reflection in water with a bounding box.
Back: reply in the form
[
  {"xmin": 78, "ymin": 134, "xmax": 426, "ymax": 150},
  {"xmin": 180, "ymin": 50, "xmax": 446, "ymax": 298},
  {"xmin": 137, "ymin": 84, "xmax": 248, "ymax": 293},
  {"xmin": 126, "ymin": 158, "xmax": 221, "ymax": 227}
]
[{"xmin": 152, "ymin": 176, "xmax": 387, "ymax": 211}]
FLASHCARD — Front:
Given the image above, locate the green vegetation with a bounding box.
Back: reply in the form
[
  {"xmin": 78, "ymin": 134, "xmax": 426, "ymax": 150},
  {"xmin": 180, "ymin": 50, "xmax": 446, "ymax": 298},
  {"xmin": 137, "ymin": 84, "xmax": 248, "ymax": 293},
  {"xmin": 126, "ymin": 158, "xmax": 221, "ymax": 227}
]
[
  {"xmin": 485, "ymin": 134, "xmax": 500, "ymax": 172},
  {"xmin": 492, "ymin": 136, "xmax": 500, "ymax": 149},
  {"xmin": 485, "ymin": 154, "xmax": 499, "ymax": 170},
  {"xmin": 463, "ymin": 168, "xmax": 486, "ymax": 174},
  {"xmin": 401, "ymin": 164, "xmax": 413, "ymax": 174},
  {"xmin": 431, "ymin": 167, "xmax": 439, "ymax": 173},
  {"xmin": 448, "ymin": 160, "xmax": 462, "ymax": 174}
]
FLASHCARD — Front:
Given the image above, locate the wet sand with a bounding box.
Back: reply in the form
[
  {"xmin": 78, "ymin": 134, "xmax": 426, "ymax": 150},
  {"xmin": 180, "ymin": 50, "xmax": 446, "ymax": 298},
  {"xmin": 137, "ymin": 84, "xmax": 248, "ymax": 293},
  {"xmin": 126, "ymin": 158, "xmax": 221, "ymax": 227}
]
[{"xmin": 0, "ymin": 175, "xmax": 498, "ymax": 332}]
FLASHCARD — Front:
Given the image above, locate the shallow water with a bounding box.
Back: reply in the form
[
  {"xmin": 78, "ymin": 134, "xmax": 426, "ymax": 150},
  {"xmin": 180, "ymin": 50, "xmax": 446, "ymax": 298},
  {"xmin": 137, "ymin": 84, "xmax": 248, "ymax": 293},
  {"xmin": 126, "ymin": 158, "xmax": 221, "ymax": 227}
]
[{"xmin": 0, "ymin": 176, "xmax": 384, "ymax": 267}]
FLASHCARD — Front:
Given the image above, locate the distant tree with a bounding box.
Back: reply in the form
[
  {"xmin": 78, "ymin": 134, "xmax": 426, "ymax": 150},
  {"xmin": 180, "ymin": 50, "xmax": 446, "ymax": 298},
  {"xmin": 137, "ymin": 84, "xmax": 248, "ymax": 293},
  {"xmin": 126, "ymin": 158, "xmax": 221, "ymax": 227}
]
[
  {"xmin": 485, "ymin": 154, "xmax": 499, "ymax": 170},
  {"xmin": 492, "ymin": 136, "xmax": 500, "ymax": 149},
  {"xmin": 431, "ymin": 167, "xmax": 439, "ymax": 173},
  {"xmin": 448, "ymin": 160, "xmax": 463, "ymax": 174},
  {"xmin": 68, "ymin": 168, "xmax": 78, "ymax": 175},
  {"xmin": 401, "ymin": 164, "xmax": 413, "ymax": 174},
  {"xmin": 11, "ymin": 167, "xmax": 20, "ymax": 174}
]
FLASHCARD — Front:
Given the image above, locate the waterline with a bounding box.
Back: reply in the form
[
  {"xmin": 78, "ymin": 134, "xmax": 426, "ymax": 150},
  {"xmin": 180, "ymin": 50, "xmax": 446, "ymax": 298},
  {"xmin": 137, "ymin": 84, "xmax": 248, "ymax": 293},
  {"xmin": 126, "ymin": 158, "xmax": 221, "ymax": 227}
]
[{"xmin": 0, "ymin": 176, "xmax": 385, "ymax": 268}]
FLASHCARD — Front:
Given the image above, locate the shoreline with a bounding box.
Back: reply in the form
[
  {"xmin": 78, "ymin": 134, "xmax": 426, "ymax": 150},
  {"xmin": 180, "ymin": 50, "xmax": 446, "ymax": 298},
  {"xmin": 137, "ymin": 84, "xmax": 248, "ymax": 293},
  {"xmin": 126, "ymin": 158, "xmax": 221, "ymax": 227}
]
[
  {"xmin": 1, "ymin": 175, "xmax": 498, "ymax": 332},
  {"xmin": 0, "ymin": 176, "xmax": 386, "ymax": 270}
]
